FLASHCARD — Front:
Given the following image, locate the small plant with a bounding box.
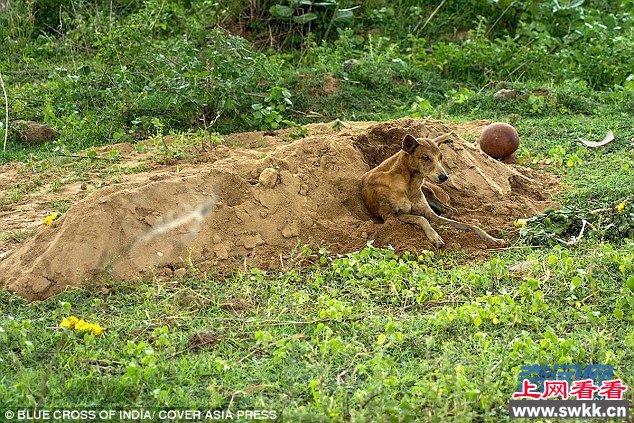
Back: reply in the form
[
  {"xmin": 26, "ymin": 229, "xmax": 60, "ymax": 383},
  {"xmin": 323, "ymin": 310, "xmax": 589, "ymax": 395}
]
[
  {"xmin": 108, "ymin": 149, "xmax": 120, "ymax": 162},
  {"xmin": 1, "ymin": 229, "xmax": 36, "ymax": 243},
  {"xmin": 545, "ymin": 145, "xmax": 584, "ymax": 167},
  {"xmin": 289, "ymin": 124, "xmax": 308, "ymax": 139},
  {"xmin": 151, "ymin": 326, "xmax": 170, "ymax": 348},
  {"xmin": 254, "ymin": 330, "xmax": 273, "ymax": 345},
  {"xmin": 377, "ymin": 321, "xmax": 404, "ymax": 347},
  {"xmin": 266, "ymin": 1, "xmax": 357, "ymax": 46},
  {"xmin": 519, "ymin": 202, "xmax": 634, "ymax": 246},
  {"xmin": 447, "ymin": 87, "xmax": 475, "ymax": 105},
  {"xmin": 0, "ymin": 316, "xmax": 35, "ymax": 356},
  {"xmin": 527, "ymin": 94, "xmax": 548, "ymax": 114},
  {"xmin": 251, "ymin": 86, "xmax": 294, "ymax": 131},
  {"xmin": 408, "ymin": 96, "xmax": 434, "ymax": 118},
  {"xmin": 205, "ymin": 132, "xmax": 225, "ymax": 147},
  {"xmin": 122, "ymin": 340, "xmax": 159, "ymax": 383},
  {"xmin": 331, "ymin": 119, "xmax": 345, "ymax": 130}
]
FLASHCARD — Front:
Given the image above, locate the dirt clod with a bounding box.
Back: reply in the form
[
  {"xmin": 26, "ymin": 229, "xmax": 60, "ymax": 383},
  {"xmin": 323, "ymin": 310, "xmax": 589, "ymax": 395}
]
[
  {"xmin": 12, "ymin": 120, "xmax": 59, "ymax": 143},
  {"xmin": 220, "ymin": 297, "xmax": 255, "ymax": 313},
  {"xmin": 258, "ymin": 168, "xmax": 279, "ymax": 188},
  {"xmin": 187, "ymin": 332, "xmax": 220, "ymax": 351},
  {"xmin": 0, "ymin": 118, "xmax": 558, "ymax": 301},
  {"xmin": 173, "ymin": 268, "xmax": 187, "ymax": 278},
  {"xmin": 494, "ymin": 89, "xmax": 519, "ymax": 100}
]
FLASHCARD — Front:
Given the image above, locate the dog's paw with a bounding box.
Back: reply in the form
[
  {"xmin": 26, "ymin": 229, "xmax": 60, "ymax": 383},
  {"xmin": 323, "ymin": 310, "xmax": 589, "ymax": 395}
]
[
  {"xmin": 490, "ymin": 237, "xmax": 507, "ymax": 248},
  {"xmin": 428, "ymin": 232, "xmax": 445, "ymax": 248}
]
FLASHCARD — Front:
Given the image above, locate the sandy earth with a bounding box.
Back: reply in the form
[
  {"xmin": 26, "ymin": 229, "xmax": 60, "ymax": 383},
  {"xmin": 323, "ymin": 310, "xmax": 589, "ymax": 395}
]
[{"xmin": 0, "ymin": 118, "xmax": 559, "ymax": 300}]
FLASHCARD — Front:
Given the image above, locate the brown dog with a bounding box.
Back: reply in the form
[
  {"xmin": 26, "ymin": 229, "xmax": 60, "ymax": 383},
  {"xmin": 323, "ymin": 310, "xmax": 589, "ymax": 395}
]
[{"xmin": 361, "ymin": 133, "xmax": 506, "ymax": 248}]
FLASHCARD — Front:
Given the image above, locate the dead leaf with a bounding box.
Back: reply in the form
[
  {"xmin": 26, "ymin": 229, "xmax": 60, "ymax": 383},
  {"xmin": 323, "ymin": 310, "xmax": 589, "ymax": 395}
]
[
  {"xmin": 220, "ymin": 297, "xmax": 255, "ymax": 313},
  {"xmin": 242, "ymin": 384, "xmax": 270, "ymax": 394},
  {"xmin": 508, "ymin": 260, "xmax": 539, "ymax": 275},
  {"xmin": 187, "ymin": 332, "xmax": 220, "ymax": 351},
  {"xmin": 578, "ymin": 130, "xmax": 614, "ymax": 148}
]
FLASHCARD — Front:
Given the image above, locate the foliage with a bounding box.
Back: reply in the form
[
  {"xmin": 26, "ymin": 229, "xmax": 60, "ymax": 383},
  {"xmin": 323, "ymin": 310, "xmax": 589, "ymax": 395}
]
[
  {"xmin": 520, "ymin": 203, "xmax": 634, "ymax": 246},
  {"xmin": 250, "ymin": 86, "xmax": 294, "ymax": 130},
  {"xmin": 0, "ymin": 1, "xmax": 634, "ymax": 419},
  {"xmin": 265, "ymin": 0, "xmax": 358, "ymax": 46},
  {"xmin": 1, "ymin": 2, "xmax": 272, "ymax": 156},
  {"xmin": 0, "ymin": 242, "xmax": 632, "ymax": 418},
  {"xmin": 1, "ymin": 0, "xmax": 633, "ymax": 163}
]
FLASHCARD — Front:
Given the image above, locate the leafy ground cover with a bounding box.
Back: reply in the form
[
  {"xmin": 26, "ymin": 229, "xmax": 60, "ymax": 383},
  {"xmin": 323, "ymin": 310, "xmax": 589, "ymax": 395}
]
[
  {"xmin": 1, "ymin": 242, "xmax": 632, "ymax": 420},
  {"xmin": 0, "ymin": 0, "xmax": 633, "ymax": 421}
]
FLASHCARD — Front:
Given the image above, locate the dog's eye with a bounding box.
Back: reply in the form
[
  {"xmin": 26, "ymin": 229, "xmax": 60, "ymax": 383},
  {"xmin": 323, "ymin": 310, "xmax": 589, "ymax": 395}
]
[{"xmin": 422, "ymin": 156, "xmax": 430, "ymax": 161}]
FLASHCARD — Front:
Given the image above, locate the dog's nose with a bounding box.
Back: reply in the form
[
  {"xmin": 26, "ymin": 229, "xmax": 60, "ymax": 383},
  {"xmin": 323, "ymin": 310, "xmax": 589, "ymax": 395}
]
[{"xmin": 438, "ymin": 173, "xmax": 449, "ymax": 183}]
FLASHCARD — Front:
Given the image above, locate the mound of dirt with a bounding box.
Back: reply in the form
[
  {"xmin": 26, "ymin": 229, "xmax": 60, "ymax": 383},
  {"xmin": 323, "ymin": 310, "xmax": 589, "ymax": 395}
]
[{"xmin": 0, "ymin": 118, "xmax": 558, "ymax": 300}]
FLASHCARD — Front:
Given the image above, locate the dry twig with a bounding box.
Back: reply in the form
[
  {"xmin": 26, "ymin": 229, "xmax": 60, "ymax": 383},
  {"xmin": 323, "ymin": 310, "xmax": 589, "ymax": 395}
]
[{"xmin": 0, "ymin": 70, "xmax": 8, "ymax": 151}]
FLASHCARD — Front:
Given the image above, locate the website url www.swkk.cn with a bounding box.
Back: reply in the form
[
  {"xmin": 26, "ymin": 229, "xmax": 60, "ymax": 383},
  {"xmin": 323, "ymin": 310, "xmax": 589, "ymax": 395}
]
[{"xmin": 509, "ymin": 400, "xmax": 630, "ymax": 419}]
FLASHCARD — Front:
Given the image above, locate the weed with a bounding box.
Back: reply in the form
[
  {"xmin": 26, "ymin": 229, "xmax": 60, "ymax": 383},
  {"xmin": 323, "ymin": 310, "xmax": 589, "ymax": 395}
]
[
  {"xmin": 0, "ymin": 1, "xmax": 633, "ymax": 419},
  {"xmin": 1, "ymin": 229, "xmax": 36, "ymax": 243},
  {"xmin": 520, "ymin": 203, "xmax": 634, "ymax": 246},
  {"xmin": 0, "ymin": 242, "xmax": 632, "ymax": 417},
  {"xmin": 48, "ymin": 199, "xmax": 71, "ymax": 214},
  {"xmin": 251, "ymin": 86, "xmax": 294, "ymax": 131},
  {"xmin": 0, "ymin": 188, "xmax": 23, "ymax": 205}
]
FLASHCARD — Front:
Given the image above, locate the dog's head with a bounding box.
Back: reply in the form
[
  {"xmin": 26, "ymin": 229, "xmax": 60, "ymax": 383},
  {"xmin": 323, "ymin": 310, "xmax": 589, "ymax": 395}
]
[{"xmin": 401, "ymin": 133, "xmax": 451, "ymax": 184}]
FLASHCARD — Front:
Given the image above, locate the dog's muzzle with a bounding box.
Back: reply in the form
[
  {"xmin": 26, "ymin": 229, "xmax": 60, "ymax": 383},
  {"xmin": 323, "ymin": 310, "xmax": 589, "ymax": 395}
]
[{"xmin": 438, "ymin": 173, "xmax": 449, "ymax": 183}]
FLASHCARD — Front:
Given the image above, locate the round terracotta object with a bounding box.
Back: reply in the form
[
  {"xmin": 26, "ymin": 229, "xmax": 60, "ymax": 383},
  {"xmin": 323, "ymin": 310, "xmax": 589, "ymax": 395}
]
[{"xmin": 479, "ymin": 122, "xmax": 519, "ymax": 159}]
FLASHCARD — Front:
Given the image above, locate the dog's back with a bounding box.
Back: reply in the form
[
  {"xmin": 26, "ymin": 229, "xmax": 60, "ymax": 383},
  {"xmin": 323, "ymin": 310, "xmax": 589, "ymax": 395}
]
[{"xmin": 360, "ymin": 132, "xmax": 505, "ymax": 247}]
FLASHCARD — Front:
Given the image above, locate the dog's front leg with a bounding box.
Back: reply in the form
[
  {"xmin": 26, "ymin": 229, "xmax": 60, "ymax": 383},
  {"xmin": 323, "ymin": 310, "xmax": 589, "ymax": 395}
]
[
  {"xmin": 416, "ymin": 201, "xmax": 506, "ymax": 247},
  {"xmin": 410, "ymin": 186, "xmax": 506, "ymax": 247},
  {"xmin": 409, "ymin": 184, "xmax": 436, "ymax": 217},
  {"xmin": 397, "ymin": 214, "xmax": 445, "ymax": 247}
]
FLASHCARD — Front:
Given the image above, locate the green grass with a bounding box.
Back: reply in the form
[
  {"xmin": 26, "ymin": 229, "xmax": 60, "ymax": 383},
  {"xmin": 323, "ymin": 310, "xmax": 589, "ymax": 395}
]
[
  {"xmin": 1, "ymin": 0, "xmax": 633, "ymax": 420},
  {"xmin": 1, "ymin": 242, "xmax": 632, "ymax": 420},
  {"xmin": 1, "ymin": 112, "xmax": 633, "ymax": 418},
  {"xmin": 1, "ymin": 0, "xmax": 632, "ymax": 164}
]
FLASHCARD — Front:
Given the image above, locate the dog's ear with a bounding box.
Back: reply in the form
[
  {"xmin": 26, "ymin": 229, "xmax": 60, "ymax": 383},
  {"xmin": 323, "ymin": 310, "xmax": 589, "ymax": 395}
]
[
  {"xmin": 432, "ymin": 132, "xmax": 453, "ymax": 145},
  {"xmin": 402, "ymin": 134, "xmax": 418, "ymax": 154}
]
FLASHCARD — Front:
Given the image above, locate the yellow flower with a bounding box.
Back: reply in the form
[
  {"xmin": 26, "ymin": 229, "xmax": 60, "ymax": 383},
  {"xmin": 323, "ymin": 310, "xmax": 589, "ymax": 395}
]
[
  {"xmin": 90, "ymin": 324, "xmax": 104, "ymax": 336},
  {"xmin": 43, "ymin": 212, "xmax": 60, "ymax": 227},
  {"xmin": 616, "ymin": 201, "xmax": 626, "ymax": 212},
  {"xmin": 59, "ymin": 315, "xmax": 104, "ymax": 336},
  {"xmin": 514, "ymin": 219, "xmax": 528, "ymax": 227},
  {"xmin": 59, "ymin": 315, "xmax": 79, "ymax": 329},
  {"xmin": 74, "ymin": 319, "xmax": 89, "ymax": 331}
]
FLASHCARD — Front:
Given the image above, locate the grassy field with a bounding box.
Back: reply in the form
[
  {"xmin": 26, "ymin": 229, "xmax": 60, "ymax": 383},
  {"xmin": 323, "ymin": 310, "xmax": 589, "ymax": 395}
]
[{"xmin": 1, "ymin": 1, "xmax": 633, "ymax": 421}]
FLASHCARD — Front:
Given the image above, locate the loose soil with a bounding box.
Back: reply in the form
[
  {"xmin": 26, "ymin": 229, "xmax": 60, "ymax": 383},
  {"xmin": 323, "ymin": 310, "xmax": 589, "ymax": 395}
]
[{"xmin": 0, "ymin": 118, "xmax": 559, "ymax": 301}]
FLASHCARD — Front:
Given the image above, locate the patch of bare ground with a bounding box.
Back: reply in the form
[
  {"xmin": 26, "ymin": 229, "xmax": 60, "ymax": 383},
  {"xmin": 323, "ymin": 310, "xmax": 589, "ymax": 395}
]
[{"xmin": 0, "ymin": 118, "xmax": 558, "ymax": 300}]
